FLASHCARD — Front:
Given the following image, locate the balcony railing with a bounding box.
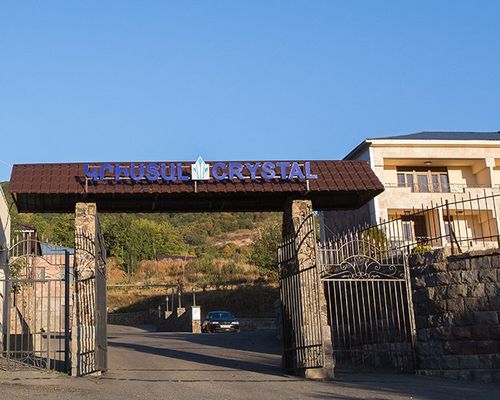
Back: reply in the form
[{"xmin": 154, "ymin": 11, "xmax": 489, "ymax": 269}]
[
  {"xmin": 325, "ymin": 190, "xmax": 500, "ymax": 256},
  {"xmin": 384, "ymin": 183, "xmax": 497, "ymax": 193}
]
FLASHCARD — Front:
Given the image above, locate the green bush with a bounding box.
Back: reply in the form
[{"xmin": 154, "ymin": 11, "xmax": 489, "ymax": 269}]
[
  {"xmin": 411, "ymin": 244, "xmax": 432, "ymax": 254},
  {"xmin": 361, "ymin": 227, "xmax": 388, "ymax": 249}
]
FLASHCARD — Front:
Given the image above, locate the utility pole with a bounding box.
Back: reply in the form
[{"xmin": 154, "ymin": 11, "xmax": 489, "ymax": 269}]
[
  {"xmin": 121, "ymin": 245, "xmax": 128, "ymax": 280},
  {"xmin": 127, "ymin": 249, "xmax": 131, "ymax": 281},
  {"xmin": 152, "ymin": 239, "xmax": 158, "ymax": 278}
]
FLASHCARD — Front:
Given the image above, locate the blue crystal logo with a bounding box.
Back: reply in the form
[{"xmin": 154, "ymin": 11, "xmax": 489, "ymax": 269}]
[{"xmin": 191, "ymin": 156, "xmax": 210, "ymax": 180}]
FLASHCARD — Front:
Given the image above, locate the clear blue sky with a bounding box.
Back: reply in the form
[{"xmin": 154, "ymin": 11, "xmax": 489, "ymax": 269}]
[{"xmin": 1, "ymin": 1, "xmax": 499, "ymax": 181}]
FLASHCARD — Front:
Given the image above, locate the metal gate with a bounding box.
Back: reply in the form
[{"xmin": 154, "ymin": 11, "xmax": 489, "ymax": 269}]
[
  {"xmin": 74, "ymin": 226, "xmax": 107, "ymax": 375},
  {"xmin": 319, "ymin": 234, "xmax": 416, "ymax": 371},
  {"xmin": 0, "ymin": 232, "xmax": 71, "ymax": 372},
  {"xmin": 95, "ymin": 228, "xmax": 107, "ymax": 372},
  {"xmin": 278, "ymin": 213, "xmax": 325, "ymax": 372}
]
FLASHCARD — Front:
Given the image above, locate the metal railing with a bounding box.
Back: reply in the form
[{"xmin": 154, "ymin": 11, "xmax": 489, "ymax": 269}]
[
  {"xmin": 1, "ymin": 233, "xmax": 71, "ymax": 372},
  {"xmin": 328, "ymin": 190, "xmax": 500, "ymax": 256},
  {"xmin": 384, "ymin": 183, "xmax": 498, "ymax": 193},
  {"xmin": 316, "ymin": 191, "xmax": 500, "ymax": 371},
  {"xmin": 318, "ymin": 223, "xmax": 417, "ymax": 371},
  {"xmin": 278, "ymin": 213, "xmax": 325, "ymax": 372}
]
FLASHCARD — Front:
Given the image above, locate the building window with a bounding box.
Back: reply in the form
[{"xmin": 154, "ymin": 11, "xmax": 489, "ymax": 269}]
[
  {"xmin": 397, "ymin": 173, "xmax": 406, "ymax": 187},
  {"xmin": 443, "ymin": 215, "xmax": 454, "ymax": 243},
  {"xmin": 417, "ymin": 174, "xmax": 429, "ymax": 192},
  {"xmin": 401, "ymin": 215, "xmax": 428, "ymax": 242},
  {"xmin": 440, "ymin": 174, "xmax": 450, "ymax": 192},
  {"xmin": 402, "ymin": 221, "xmax": 412, "ymax": 241},
  {"xmin": 397, "ymin": 168, "xmax": 449, "ymax": 193}
]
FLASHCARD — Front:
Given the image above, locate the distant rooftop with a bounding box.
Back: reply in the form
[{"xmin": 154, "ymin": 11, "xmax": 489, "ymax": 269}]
[
  {"xmin": 40, "ymin": 242, "xmax": 75, "ymax": 255},
  {"xmin": 369, "ymin": 131, "xmax": 500, "ymax": 141}
]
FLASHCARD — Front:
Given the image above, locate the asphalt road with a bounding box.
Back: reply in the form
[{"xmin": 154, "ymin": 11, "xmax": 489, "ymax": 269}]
[{"xmin": 0, "ymin": 324, "xmax": 498, "ymax": 400}]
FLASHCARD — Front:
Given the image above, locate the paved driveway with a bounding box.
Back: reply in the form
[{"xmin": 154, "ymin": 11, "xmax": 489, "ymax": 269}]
[{"xmin": 0, "ymin": 324, "xmax": 498, "ymax": 400}]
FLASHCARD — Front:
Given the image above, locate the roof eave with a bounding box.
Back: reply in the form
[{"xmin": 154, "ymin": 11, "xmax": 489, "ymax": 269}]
[{"xmin": 343, "ymin": 140, "xmax": 372, "ymax": 160}]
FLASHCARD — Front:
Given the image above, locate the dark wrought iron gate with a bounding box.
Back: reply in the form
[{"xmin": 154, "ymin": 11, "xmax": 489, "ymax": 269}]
[
  {"xmin": 278, "ymin": 214, "xmax": 325, "ymax": 372},
  {"xmin": 0, "ymin": 232, "xmax": 71, "ymax": 372},
  {"xmin": 319, "ymin": 234, "xmax": 416, "ymax": 371},
  {"xmin": 95, "ymin": 228, "xmax": 107, "ymax": 372}
]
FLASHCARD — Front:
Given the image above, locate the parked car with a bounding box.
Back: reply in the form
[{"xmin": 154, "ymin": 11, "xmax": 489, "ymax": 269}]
[{"xmin": 202, "ymin": 311, "xmax": 240, "ymax": 333}]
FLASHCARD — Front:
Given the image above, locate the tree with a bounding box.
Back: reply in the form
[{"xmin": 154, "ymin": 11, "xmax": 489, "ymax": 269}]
[
  {"xmin": 101, "ymin": 215, "xmax": 186, "ymax": 274},
  {"xmin": 248, "ymin": 221, "xmax": 282, "ymax": 278}
]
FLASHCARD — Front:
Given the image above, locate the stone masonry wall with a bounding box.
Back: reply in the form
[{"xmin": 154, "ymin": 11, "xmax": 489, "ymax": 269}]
[
  {"xmin": 108, "ymin": 311, "xmax": 150, "ymax": 326},
  {"xmin": 409, "ymin": 249, "xmax": 500, "ymax": 382}
]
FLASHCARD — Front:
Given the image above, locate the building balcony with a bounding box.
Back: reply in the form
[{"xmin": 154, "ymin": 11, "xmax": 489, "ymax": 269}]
[
  {"xmin": 384, "ymin": 183, "xmax": 500, "ymax": 195},
  {"xmin": 377, "ymin": 185, "xmax": 500, "ymax": 217}
]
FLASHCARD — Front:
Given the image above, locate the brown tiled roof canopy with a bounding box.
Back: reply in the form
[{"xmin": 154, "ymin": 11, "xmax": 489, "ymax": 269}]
[{"xmin": 9, "ymin": 160, "xmax": 383, "ymax": 213}]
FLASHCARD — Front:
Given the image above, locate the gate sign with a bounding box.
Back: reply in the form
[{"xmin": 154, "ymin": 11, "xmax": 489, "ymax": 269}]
[
  {"xmin": 192, "ymin": 306, "xmax": 201, "ymax": 321},
  {"xmin": 84, "ymin": 157, "xmax": 318, "ymax": 183}
]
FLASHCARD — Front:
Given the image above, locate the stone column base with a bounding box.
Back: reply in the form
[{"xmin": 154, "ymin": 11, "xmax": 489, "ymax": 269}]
[{"xmin": 305, "ymin": 367, "xmax": 335, "ymax": 380}]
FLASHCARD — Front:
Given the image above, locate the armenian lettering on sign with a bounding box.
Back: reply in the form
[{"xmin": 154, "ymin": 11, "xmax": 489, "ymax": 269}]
[{"xmin": 84, "ymin": 157, "xmax": 318, "ymax": 183}]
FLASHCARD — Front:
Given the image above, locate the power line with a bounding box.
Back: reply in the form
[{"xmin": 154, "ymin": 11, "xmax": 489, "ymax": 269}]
[{"xmin": 0, "ymin": 159, "xmax": 12, "ymax": 168}]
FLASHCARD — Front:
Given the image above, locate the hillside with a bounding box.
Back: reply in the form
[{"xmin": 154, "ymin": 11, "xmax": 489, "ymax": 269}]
[{"xmin": 1, "ymin": 181, "xmax": 282, "ymax": 291}]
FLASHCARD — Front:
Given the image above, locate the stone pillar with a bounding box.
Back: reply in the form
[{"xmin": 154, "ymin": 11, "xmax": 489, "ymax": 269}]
[
  {"xmin": 282, "ymin": 199, "xmax": 335, "ymax": 380},
  {"xmin": 484, "ymin": 157, "xmax": 495, "ymax": 188},
  {"xmin": 74, "ymin": 202, "xmax": 97, "ymax": 279},
  {"xmin": 72, "ymin": 202, "xmax": 98, "ymax": 376}
]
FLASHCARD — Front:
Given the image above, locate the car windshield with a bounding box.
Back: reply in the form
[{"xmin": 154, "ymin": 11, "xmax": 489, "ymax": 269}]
[{"xmin": 208, "ymin": 312, "xmax": 234, "ymax": 319}]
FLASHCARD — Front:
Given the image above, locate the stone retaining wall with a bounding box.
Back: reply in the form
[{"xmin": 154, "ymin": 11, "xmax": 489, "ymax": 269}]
[
  {"xmin": 108, "ymin": 311, "xmax": 150, "ymax": 326},
  {"xmin": 157, "ymin": 308, "xmax": 194, "ymax": 332},
  {"xmin": 238, "ymin": 318, "xmax": 277, "ymax": 331},
  {"xmin": 108, "ymin": 312, "xmax": 278, "ymax": 333},
  {"xmin": 409, "ymin": 249, "xmax": 500, "ymax": 382}
]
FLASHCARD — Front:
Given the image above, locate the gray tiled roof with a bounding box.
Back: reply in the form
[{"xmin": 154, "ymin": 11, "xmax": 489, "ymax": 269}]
[{"xmin": 370, "ymin": 131, "xmax": 500, "ymax": 141}]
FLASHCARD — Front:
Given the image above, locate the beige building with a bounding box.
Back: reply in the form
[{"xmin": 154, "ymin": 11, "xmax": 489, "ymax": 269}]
[
  {"xmin": 1, "ymin": 186, "xmax": 10, "ymax": 347},
  {"xmin": 0, "ymin": 186, "xmax": 10, "ymax": 258},
  {"xmin": 322, "ymin": 131, "xmax": 500, "ymax": 250}
]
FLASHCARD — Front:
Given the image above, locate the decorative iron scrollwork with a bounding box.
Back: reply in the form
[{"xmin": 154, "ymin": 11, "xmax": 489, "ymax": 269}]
[{"xmin": 323, "ymin": 254, "xmax": 404, "ymax": 280}]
